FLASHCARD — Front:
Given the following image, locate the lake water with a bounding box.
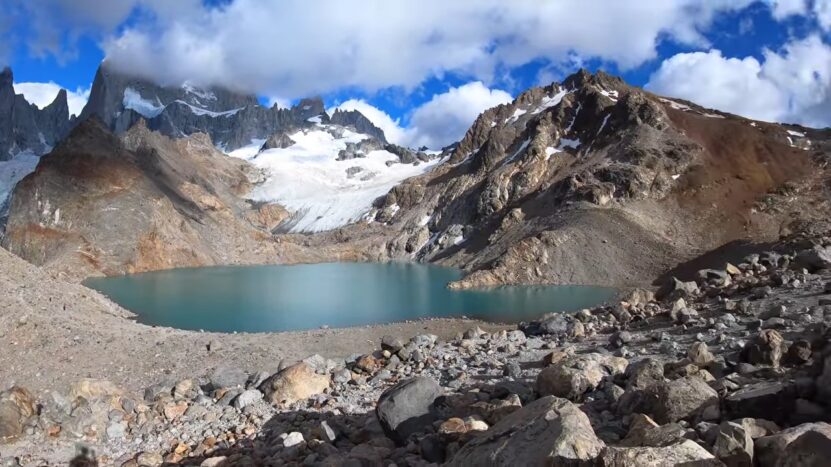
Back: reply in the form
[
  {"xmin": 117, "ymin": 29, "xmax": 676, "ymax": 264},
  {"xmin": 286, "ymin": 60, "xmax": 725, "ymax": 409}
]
[{"xmin": 84, "ymin": 263, "xmax": 618, "ymax": 333}]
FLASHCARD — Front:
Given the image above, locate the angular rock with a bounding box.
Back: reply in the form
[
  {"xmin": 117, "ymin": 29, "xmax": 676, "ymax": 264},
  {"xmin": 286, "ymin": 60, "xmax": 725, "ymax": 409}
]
[
  {"xmin": 723, "ymin": 381, "xmax": 795, "ymax": 424},
  {"xmin": 620, "ymin": 376, "xmax": 718, "ymax": 424},
  {"xmin": 657, "ymin": 277, "xmax": 699, "ymax": 301},
  {"xmin": 596, "ymin": 440, "xmax": 715, "ymax": 466},
  {"xmin": 536, "ymin": 353, "xmax": 628, "ymax": 401},
  {"xmin": 210, "ymin": 366, "xmax": 248, "ymax": 390},
  {"xmin": 755, "ymin": 422, "xmax": 831, "ymax": 467},
  {"xmin": 742, "ymin": 329, "xmax": 784, "ymax": 367},
  {"xmin": 376, "ymin": 377, "xmax": 441, "ymax": 444},
  {"xmin": 713, "ymin": 421, "xmax": 753, "ymax": 467},
  {"xmin": 0, "ymin": 387, "xmax": 36, "ymax": 443},
  {"xmin": 688, "ymin": 342, "xmax": 715, "ymax": 367},
  {"xmin": 793, "ymin": 246, "xmax": 831, "ymax": 272},
  {"xmin": 260, "ymin": 362, "xmax": 330, "ymax": 406},
  {"xmin": 620, "ymin": 414, "xmax": 686, "ymax": 448},
  {"xmin": 447, "ymin": 396, "xmax": 604, "ymax": 466}
]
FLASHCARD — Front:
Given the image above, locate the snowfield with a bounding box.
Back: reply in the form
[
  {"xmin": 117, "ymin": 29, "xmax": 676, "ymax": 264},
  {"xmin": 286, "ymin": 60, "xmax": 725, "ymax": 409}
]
[
  {"xmin": 0, "ymin": 151, "xmax": 39, "ymax": 213},
  {"xmin": 228, "ymin": 126, "xmax": 442, "ymax": 233}
]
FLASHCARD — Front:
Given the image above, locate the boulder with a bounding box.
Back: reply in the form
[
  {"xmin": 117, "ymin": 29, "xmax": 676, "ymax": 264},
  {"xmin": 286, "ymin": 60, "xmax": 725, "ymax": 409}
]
[
  {"xmin": 536, "ymin": 353, "xmax": 628, "ymax": 401},
  {"xmin": 595, "ymin": 440, "xmax": 715, "ymax": 466},
  {"xmin": 755, "ymin": 422, "xmax": 831, "ymax": 467},
  {"xmin": 520, "ymin": 314, "xmax": 571, "ymax": 336},
  {"xmin": 0, "ymin": 387, "xmax": 37, "ymax": 443},
  {"xmin": 69, "ymin": 379, "xmax": 124, "ymax": 400},
  {"xmin": 688, "ymin": 342, "xmax": 715, "ymax": 368},
  {"xmin": 376, "ymin": 377, "xmax": 441, "ymax": 444},
  {"xmin": 625, "ymin": 358, "xmax": 666, "ymax": 390},
  {"xmin": 447, "ymin": 396, "xmax": 604, "ymax": 466},
  {"xmin": 619, "ymin": 376, "xmax": 718, "ymax": 424},
  {"xmin": 656, "ymin": 277, "xmax": 699, "ymax": 301},
  {"xmin": 713, "ymin": 421, "xmax": 754, "ymax": 467},
  {"xmin": 260, "ymin": 362, "xmax": 330, "ymax": 406},
  {"xmin": 793, "ymin": 246, "xmax": 831, "ymax": 272},
  {"xmin": 723, "ymin": 381, "xmax": 795, "ymax": 424},
  {"xmin": 742, "ymin": 329, "xmax": 784, "ymax": 367},
  {"xmin": 210, "ymin": 366, "xmax": 248, "ymax": 390},
  {"xmin": 619, "ymin": 414, "xmax": 686, "ymax": 447}
]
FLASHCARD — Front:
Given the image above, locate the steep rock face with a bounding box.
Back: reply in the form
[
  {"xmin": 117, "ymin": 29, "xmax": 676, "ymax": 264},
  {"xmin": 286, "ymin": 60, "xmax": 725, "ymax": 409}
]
[
  {"xmin": 0, "ymin": 67, "xmax": 71, "ymax": 160},
  {"xmin": 375, "ymin": 69, "xmax": 830, "ymax": 287},
  {"xmin": 1, "ymin": 119, "xmax": 293, "ymax": 279},
  {"xmin": 79, "ymin": 63, "xmax": 387, "ymax": 151}
]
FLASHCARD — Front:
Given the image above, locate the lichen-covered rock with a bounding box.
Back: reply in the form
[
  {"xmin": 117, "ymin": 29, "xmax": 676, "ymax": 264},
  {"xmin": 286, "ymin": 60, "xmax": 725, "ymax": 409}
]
[
  {"xmin": 260, "ymin": 362, "xmax": 330, "ymax": 406},
  {"xmin": 447, "ymin": 396, "xmax": 604, "ymax": 466},
  {"xmin": 0, "ymin": 387, "xmax": 37, "ymax": 443}
]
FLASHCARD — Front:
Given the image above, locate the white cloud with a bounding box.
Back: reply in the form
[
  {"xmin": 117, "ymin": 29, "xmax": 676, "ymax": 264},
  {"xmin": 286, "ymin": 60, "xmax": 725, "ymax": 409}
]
[
  {"xmin": 332, "ymin": 99, "xmax": 409, "ymax": 146},
  {"xmin": 13, "ymin": 82, "xmax": 90, "ymax": 117},
  {"xmin": 768, "ymin": 0, "xmax": 808, "ymax": 18},
  {"xmin": 405, "ymin": 82, "xmax": 513, "ymax": 149},
  {"xmin": 333, "ymin": 82, "xmax": 512, "ymax": 149},
  {"xmin": 95, "ymin": 0, "xmax": 754, "ymax": 99},
  {"xmin": 646, "ymin": 35, "xmax": 831, "ymax": 128},
  {"xmin": 767, "ymin": 0, "xmax": 831, "ymax": 30},
  {"xmin": 266, "ymin": 96, "xmax": 292, "ymax": 109}
]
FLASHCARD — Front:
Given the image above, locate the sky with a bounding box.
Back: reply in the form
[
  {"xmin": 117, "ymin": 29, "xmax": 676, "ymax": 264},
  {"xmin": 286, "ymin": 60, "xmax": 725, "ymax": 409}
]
[{"xmin": 1, "ymin": 0, "xmax": 830, "ymax": 149}]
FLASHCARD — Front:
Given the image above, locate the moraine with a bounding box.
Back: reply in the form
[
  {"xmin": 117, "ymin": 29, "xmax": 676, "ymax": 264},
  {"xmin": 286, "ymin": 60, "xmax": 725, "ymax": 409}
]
[{"xmin": 84, "ymin": 262, "xmax": 617, "ymax": 333}]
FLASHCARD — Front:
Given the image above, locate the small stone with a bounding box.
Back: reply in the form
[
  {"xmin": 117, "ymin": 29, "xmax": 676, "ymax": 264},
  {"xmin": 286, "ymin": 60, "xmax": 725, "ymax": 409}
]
[{"xmin": 283, "ymin": 431, "xmax": 305, "ymax": 447}]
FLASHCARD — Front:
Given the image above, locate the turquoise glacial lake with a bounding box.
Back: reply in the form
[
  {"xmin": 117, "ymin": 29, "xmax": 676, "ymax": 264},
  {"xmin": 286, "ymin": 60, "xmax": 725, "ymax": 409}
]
[{"xmin": 84, "ymin": 263, "xmax": 618, "ymax": 333}]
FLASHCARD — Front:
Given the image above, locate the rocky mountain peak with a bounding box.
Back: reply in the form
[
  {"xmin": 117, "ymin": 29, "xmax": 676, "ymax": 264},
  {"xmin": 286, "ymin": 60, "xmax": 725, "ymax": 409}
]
[{"xmin": 0, "ymin": 67, "xmax": 12, "ymax": 90}]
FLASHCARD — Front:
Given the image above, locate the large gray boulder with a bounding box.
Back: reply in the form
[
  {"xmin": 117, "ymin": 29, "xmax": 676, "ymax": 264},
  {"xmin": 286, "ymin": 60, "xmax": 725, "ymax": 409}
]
[
  {"xmin": 793, "ymin": 246, "xmax": 831, "ymax": 272},
  {"xmin": 595, "ymin": 440, "xmax": 715, "ymax": 466},
  {"xmin": 447, "ymin": 396, "xmax": 604, "ymax": 466},
  {"xmin": 376, "ymin": 377, "xmax": 441, "ymax": 444},
  {"xmin": 755, "ymin": 422, "xmax": 831, "ymax": 467},
  {"xmin": 536, "ymin": 353, "xmax": 628, "ymax": 401},
  {"xmin": 619, "ymin": 376, "xmax": 718, "ymax": 424}
]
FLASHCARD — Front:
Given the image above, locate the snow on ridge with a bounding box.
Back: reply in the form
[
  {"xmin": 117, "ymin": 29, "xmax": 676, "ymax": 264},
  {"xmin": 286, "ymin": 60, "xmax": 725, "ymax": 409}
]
[
  {"xmin": 227, "ymin": 128, "xmax": 442, "ymax": 233},
  {"xmin": 0, "ymin": 151, "xmax": 39, "ymax": 212},
  {"xmin": 123, "ymin": 87, "xmax": 165, "ymax": 119},
  {"xmin": 544, "ymin": 146, "xmax": 561, "ymax": 161},
  {"xmin": 506, "ymin": 108, "xmax": 527, "ymax": 124},
  {"xmin": 182, "ymin": 83, "xmax": 217, "ymax": 102},
  {"xmin": 558, "ymin": 138, "xmax": 581, "ymax": 150},
  {"xmin": 173, "ymin": 100, "xmax": 243, "ymax": 118},
  {"xmin": 787, "ymin": 130, "xmax": 806, "ymax": 137},
  {"xmin": 533, "ymin": 89, "xmax": 569, "ymax": 115}
]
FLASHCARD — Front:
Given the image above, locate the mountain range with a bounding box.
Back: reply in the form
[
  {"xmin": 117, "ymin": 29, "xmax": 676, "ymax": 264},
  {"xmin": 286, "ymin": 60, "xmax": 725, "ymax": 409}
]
[{"xmin": 0, "ymin": 63, "xmax": 828, "ymax": 288}]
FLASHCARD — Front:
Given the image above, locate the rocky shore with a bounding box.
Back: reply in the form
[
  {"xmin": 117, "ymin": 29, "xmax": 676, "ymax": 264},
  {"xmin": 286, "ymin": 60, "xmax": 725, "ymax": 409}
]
[{"xmin": 3, "ymin": 235, "xmax": 831, "ymax": 465}]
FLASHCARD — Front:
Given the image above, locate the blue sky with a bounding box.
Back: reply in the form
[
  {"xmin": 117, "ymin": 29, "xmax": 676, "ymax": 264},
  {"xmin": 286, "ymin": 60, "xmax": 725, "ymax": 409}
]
[{"xmin": 2, "ymin": 1, "xmax": 830, "ymax": 148}]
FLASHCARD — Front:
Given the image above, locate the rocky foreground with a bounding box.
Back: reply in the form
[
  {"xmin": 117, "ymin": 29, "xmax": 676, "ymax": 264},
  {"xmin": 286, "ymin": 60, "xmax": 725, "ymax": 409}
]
[{"xmin": 5, "ymin": 237, "xmax": 831, "ymax": 465}]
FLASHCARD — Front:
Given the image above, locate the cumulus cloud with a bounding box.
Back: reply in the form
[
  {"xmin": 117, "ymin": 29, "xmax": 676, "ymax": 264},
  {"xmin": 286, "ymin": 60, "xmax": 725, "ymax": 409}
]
[
  {"xmin": 404, "ymin": 82, "xmax": 513, "ymax": 149},
  {"xmin": 646, "ymin": 35, "xmax": 831, "ymax": 128},
  {"xmin": 333, "ymin": 82, "xmax": 512, "ymax": 149},
  {"xmin": 768, "ymin": 0, "xmax": 831, "ymax": 29},
  {"xmin": 93, "ymin": 0, "xmax": 754, "ymax": 99},
  {"xmin": 13, "ymin": 82, "xmax": 90, "ymax": 117},
  {"xmin": 333, "ymin": 99, "xmax": 410, "ymax": 146}
]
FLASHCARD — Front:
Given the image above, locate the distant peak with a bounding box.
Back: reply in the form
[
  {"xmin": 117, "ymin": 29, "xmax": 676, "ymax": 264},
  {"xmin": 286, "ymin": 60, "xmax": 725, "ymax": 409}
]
[{"xmin": 0, "ymin": 67, "xmax": 12, "ymax": 87}]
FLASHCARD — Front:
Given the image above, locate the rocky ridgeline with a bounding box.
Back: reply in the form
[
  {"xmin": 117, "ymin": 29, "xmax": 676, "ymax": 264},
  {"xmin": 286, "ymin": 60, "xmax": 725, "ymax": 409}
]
[{"xmin": 5, "ymin": 241, "xmax": 831, "ymax": 465}]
